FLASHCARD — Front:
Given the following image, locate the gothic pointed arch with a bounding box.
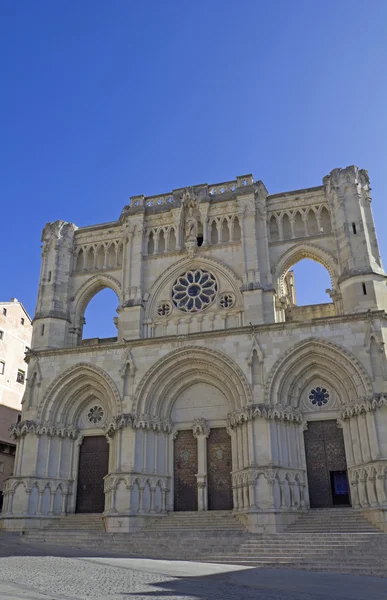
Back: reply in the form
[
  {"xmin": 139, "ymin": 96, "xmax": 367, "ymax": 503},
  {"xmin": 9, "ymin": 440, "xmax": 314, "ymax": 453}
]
[
  {"xmin": 70, "ymin": 274, "xmax": 122, "ymax": 329},
  {"xmin": 144, "ymin": 256, "xmax": 243, "ymax": 321},
  {"xmin": 265, "ymin": 338, "xmax": 373, "ymax": 410},
  {"xmin": 273, "ymin": 243, "xmax": 338, "ymax": 297},
  {"xmin": 133, "ymin": 345, "xmax": 252, "ymax": 417},
  {"xmin": 38, "ymin": 363, "xmax": 122, "ymax": 426}
]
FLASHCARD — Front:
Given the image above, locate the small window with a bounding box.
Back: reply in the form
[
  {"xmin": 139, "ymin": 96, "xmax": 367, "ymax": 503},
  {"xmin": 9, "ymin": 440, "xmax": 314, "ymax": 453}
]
[
  {"xmin": 2, "ymin": 308, "xmax": 7, "ymax": 316},
  {"xmin": 0, "ymin": 361, "xmax": 5, "ymax": 375},
  {"xmin": 41, "ymin": 324, "xmax": 45, "ymax": 336},
  {"xmin": 0, "ymin": 463, "xmax": 4, "ymax": 473},
  {"xmin": 21, "ymin": 318, "xmax": 25, "ymax": 325},
  {"xmin": 0, "ymin": 331, "xmax": 3, "ymax": 340},
  {"xmin": 352, "ymin": 223, "xmax": 357, "ymax": 234},
  {"xmin": 48, "ymin": 270, "xmax": 52, "ymax": 282},
  {"xmin": 16, "ymin": 369, "xmax": 25, "ymax": 384},
  {"xmin": 197, "ymin": 235, "xmax": 204, "ymax": 247},
  {"xmin": 362, "ymin": 282, "xmax": 367, "ymax": 295}
]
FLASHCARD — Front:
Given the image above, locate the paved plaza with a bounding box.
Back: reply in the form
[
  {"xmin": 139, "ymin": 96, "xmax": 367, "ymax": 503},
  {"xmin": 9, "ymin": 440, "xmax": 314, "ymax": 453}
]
[{"xmin": 0, "ymin": 532, "xmax": 386, "ymax": 600}]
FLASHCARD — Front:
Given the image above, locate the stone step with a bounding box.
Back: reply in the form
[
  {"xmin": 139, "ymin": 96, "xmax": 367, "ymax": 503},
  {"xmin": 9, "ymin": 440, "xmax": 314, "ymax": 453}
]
[{"xmin": 19, "ymin": 507, "xmax": 387, "ymax": 577}]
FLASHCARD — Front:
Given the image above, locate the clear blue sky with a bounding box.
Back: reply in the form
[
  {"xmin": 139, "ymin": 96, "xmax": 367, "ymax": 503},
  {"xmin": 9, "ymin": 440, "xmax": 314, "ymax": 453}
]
[{"xmin": 1, "ymin": 1, "xmax": 387, "ymax": 337}]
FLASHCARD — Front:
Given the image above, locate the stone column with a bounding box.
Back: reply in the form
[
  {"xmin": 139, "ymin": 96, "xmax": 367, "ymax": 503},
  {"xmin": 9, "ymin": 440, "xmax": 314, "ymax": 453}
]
[{"xmin": 192, "ymin": 418, "xmax": 210, "ymax": 511}]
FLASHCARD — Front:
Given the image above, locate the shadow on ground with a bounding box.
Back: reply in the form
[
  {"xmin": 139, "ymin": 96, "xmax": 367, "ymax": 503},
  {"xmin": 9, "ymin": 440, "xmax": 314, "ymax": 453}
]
[{"xmin": 1, "ymin": 531, "xmax": 387, "ymax": 600}]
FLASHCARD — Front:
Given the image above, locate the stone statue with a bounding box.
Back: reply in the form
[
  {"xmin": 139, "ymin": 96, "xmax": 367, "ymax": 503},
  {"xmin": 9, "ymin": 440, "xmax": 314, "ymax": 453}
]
[{"xmin": 185, "ymin": 207, "xmax": 198, "ymax": 242}]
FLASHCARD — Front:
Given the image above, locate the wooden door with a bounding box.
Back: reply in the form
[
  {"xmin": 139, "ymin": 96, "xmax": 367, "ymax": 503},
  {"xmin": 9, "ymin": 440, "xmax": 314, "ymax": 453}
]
[
  {"xmin": 75, "ymin": 436, "xmax": 109, "ymax": 513},
  {"xmin": 174, "ymin": 430, "xmax": 198, "ymax": 511},
  {"xmin": 207, "ymin": 428, "xmax": 233, "ymax": 510},
  {"xmin": 304, "ymin": 420, "xmax": 348, "ymax": 508}
]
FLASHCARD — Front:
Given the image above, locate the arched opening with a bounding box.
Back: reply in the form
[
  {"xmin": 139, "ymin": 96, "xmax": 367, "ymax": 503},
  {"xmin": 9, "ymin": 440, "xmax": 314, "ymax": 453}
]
[
  {"xmin": 282, "ymin": 214, "xmax": 292, "ymax": 240},
  {"xmin": 86, "ymin": 247, "xmax": 95, "ymax": 270},
  {"xmin": 82, "ymin": 288, "xmax": 119, "ymax": 341},
  {"xmin": 233, "ymin": 216, "xmax": 241, "ymax": 242},
  {"xmin": 107, "ymin": 244, "xmax": 116, "ymax": 268},
  {"xmin": 222, "ymin": 219, "xmax": 230, "ymax": 242},
  {"xmin": 169, "ymin": 227, "xmax": 176, "ymax": 251},
  {"xmin": 211, "ymin": 221, "xmax": 218, "ymax": 245},
  {"xmin": 76, "ymin": 249, "xmax": 84, "ymax": 272},
  {"xmin": 116, "ymin": 243, "xmax": 123, "ymax": 266},
  {"xmin": 197, "ymin": 221, "xmax": 203, "ymax": 247},
  {"xmin": 280, "ymin": 258, "xmax": 333, "ymax": 322},
  {"xmin": 294, "ymin": 211, "xmax": 304, "ymax": 238},
  {"xmin": 147, "ymin": 232, "xmax": 155, "ymax": 255},
  {"xmin": 269, "ymin": 215, "xmax": 279, "ymax": 242},
  {"xmin": 158, "ymin": 230, "xmax": 165, "ymax": 254},
  {"xmin": 320, "ymin": 206, "xmax": 332, "ymax": 233},
  {"xmin": 307, "ymin": 209, "xmax": 319, "ymax": 236},
  {"xmin": 96, "ymin": 246, "xmax": 105, "ymax": 269}
]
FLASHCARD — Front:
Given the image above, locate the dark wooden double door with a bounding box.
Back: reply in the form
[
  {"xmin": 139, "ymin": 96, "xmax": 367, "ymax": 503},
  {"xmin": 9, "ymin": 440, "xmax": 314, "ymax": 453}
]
[
  {"xmin": 173, "ymin": 427, "xmax": 232, "ymax": 511},
  {"xmin": 76, "ymin": 436, "xmax": 109, "ymax": 513},
  {"xmin": 304, "ymin": 420, "xmax": 350, "ymax": 508}
]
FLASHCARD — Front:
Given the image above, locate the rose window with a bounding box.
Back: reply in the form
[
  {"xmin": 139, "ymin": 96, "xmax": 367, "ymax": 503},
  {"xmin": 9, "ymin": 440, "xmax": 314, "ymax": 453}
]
[
  {"xmin": 87, "ymin": 405, "xmax": 105, "ymax": 424},
  {"xmin": 157, "ymin": 301, "xmax": 172, "ymax": 317},
  {"xmin": 172, "ymin": 269, "xmax": 217, "ymax": 312},
  {"xmin": 219, "ymin": 293, "xmax": 235, "ymax": 309},
  {"xmin": 309, "ymin": 387, "xmax": 329, "ymax": 407}
]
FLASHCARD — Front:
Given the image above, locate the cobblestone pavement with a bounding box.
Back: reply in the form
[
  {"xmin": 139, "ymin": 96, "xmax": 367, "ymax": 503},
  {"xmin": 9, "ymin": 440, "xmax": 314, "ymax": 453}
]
[{"xmin": 0, "ymin": 532, "xmax": 387, "ymax": 600}]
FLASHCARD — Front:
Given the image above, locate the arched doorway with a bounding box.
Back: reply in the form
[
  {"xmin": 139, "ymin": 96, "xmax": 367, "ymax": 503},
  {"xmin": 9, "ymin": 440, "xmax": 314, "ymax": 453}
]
[
  {"xmin": 266, "ymin": 338, "xmax": 373, "ymax": 511},
  {"xmin": 134, "ymin": 345, "xmax": 252, "ymax": 513},
  {"xmin": 171, "ymin": 382, "xmax": 233, "ymax": 511}
]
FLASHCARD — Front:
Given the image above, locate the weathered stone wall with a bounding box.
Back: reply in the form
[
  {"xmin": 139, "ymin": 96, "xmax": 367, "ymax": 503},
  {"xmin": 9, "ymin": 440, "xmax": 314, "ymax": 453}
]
[{"xmin": 3, "ymin": 166, "xmax": 387, "ymax": 533}]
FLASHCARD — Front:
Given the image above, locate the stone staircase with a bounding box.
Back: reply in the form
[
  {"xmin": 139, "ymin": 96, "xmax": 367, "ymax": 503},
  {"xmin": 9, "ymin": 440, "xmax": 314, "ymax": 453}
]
[
  {"xmin": 42, "ymin": 513, "xmax": 105, "ymax": 531},
  {"xmin": 20, "ymin": 509, "xmax": 387, "ymax": 577}
]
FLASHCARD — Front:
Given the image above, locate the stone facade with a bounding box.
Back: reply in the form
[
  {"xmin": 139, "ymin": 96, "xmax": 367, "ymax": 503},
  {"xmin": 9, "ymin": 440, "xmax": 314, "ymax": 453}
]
[{"xmin": 2, "ymin": 166, "xmax": 387, "ymax": 533}]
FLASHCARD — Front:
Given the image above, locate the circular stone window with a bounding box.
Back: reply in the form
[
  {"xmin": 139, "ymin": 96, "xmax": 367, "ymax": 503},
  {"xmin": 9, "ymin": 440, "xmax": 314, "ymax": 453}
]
[
  {"xmin": 172, "ymin": 269, "xmax": 217, "ymax": 312},
  {"xmin": 219, "ymin": 293, "xmax": 235, "ymax": 309},
  {"xmin": 87, "ymin": 405, "xmax": 105, "ymax": 424},
  {"xmin": 157, "ymin": 301, "xmax": 172, "ymax": 317},
  {"xmin": 309, "ymin": 387, "xmax": 329, "ymax": 407}
]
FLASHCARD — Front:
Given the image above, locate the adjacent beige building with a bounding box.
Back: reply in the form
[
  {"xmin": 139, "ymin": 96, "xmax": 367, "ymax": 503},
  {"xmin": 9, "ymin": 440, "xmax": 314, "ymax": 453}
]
[
  {"xmin": 0, "ymin": 299, "xmax": 32, "ymax": 410},
  {"xmin": 2, "ymin": 166, "xmax": 387, "ymax": 534},
  {"xmin": 0, "ymin": 405, "xmax": 20, "ymax": 510}
]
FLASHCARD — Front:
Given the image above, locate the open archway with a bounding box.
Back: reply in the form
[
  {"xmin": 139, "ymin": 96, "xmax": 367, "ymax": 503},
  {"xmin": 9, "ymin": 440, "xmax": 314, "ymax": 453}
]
[
  {"xmin": 274, "ymin": 244, "xmax": 338, "ymax": 322},
  {"xmin": 286, "ymin": 258, "xmax": 332, "ymax": 305},
  {"xmin": 71, "ymin": 275, "xmax": 122, "ymax": 343},
  {"xmin": 82, "ymin": 288, "xmax": 119, "ymax": 340}
]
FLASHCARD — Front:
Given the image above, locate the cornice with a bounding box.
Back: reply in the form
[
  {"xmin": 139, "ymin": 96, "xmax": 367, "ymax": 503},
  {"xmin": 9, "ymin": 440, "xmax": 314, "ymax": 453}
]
[{"xmin": 25, "ymin": 310, "xmax": 387, "ymax": 360}]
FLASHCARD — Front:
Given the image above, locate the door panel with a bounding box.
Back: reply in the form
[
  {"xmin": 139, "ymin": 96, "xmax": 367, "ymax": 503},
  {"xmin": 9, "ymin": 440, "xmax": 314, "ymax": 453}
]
[
  {"xmin": 174, "ymin": 430, "xmax": 198, "ymax": 511},
  {"xmin": 304, "ymin": 420, "xmax": 348, "ymax": 508},
  {"xmin": 76, "ymin": 436, "xmax": 109, "ymax": 513},
  {"xmin": 207, "ymin": 428, "xmax": 233, "ymax": 510}
]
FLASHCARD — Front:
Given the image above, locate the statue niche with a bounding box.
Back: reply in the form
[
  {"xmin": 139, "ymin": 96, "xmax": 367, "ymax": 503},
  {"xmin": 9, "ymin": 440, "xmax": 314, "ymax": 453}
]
[{"xmin": 182, "ymin": 188, "xmax": 202, "ymax": 251}]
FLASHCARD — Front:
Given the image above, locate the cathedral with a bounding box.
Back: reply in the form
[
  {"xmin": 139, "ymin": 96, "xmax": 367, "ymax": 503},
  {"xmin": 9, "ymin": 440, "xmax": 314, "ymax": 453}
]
[{"xmin": 2, "ymin": 166, "xmax": 387, "ymax": 534}]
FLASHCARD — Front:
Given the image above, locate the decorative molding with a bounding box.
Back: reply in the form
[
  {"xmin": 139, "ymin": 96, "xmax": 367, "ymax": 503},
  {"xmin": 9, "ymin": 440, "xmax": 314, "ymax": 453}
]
[
  {"xmin": 341, "ymin": 394, "xmax": 387, "ymax": 419},
  {"xmin": 133, "ymin": 344, "xmax": 253, "ymax": 415},
  {"xmin": 192, "ymin": 417, "xmax": 210, "ymax": 438},
  {"xmin": 38, "ymin": 362, "xmax": 122, "ymax": 423},
  {"xmin": 105, "ymin": 413, "xmax": 172, "ymax": 437},
  {"xmin": 265, "ymin": 337, "xmax": 374, "ymax": 406},
  {"xmin": 9, "ymin": 421, "xmax": 79, "ymax": 439},
  {"xmin": 24, "ymin": 310, "xmax": 387, "ymax": 360},
  {"xmin": 227, "ymin": 404, "xmax": 302, "ymax": 428}
]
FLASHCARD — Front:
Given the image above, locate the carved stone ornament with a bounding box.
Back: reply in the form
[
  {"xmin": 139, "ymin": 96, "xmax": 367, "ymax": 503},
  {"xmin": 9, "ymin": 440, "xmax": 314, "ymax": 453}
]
[
  {"xmin": 185, "ymin": 207, "xmax": 198, "ymax": 243},
  {"xmin": 192, "ymin": 417, "xmax": 210, "ymax": 438}
]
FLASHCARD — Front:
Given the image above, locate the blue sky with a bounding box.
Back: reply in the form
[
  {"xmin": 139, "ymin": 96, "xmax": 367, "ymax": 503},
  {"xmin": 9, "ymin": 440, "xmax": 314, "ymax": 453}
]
[{"xmin": 1, "ymin": 1, "xmax": 387, "ymax": 337}]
